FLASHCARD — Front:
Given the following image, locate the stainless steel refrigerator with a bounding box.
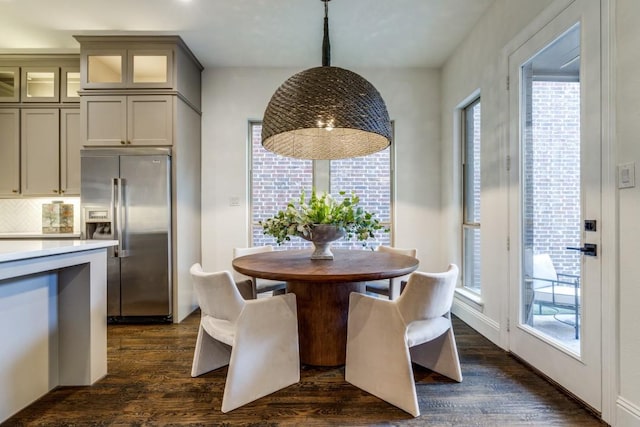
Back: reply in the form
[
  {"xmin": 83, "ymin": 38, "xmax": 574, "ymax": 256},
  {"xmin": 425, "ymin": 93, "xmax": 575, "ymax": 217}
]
[{"xmin": 81, "ymin": 148, "xmax": 172, "ymax": 322}]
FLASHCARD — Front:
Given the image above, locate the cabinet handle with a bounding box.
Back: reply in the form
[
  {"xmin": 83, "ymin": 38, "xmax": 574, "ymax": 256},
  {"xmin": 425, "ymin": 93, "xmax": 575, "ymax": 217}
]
[
  {"xmin": 60, "ymin": 190, "xmax": 65, "ymax": 194},
  {"xmin": 53, "ymin": 189, "xmax": 58, "ymax": 193},
  {"xmin": 121, "ymin": 140, "xmax": 126, "ymax": 145},
  {"xmin": 127, "ymin": 140, "xmax": 132, "ymax": 145},
  {"xmin": 12, "ymin": 189, "xmax": 18, "ymax": 193}
]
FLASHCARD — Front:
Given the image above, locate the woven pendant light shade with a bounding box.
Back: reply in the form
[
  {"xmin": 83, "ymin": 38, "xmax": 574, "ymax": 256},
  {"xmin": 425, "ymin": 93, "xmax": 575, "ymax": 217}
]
[
  {"xmin": 262, "ymin": 66, "xmax": 391, "ymax": 160},
  {"xmin": 261, "ymin": 0, "xmax": 391, "ymax": 160}
]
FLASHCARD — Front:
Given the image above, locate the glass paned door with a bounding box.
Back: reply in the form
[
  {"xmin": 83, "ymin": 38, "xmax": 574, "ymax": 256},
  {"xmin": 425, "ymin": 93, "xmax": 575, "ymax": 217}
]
[
  {"xmin": 508, "ymin": 0, "xmax": 601, "ymax": 411},
  {"xmin": 521, "ymin": 25, "xmax": 582, "ymax": 354}
]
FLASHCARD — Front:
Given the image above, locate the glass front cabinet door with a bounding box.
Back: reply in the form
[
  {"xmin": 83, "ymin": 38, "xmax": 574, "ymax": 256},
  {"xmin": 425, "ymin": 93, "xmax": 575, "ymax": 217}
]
[
  {"xmin": 21, "ymin": 67, "xmax": 60, "ymax": 102},
  {"xmin": 128, "ymin": 50, "xmax": 172, "ymax": 88},
  {"xmin": 82, "ymin": 49, "xmax": 172, "ymax": 89},
  {"xmin": 0, "ymin": 67, "xmax": 20, "ymax": 102},
  {"xmin": 83, "ymin": 50, "xmax": 126, "ymax": 88},
  {"xmin": 61, "ymin": 67, "xmax": 81, "ymax": 102}
]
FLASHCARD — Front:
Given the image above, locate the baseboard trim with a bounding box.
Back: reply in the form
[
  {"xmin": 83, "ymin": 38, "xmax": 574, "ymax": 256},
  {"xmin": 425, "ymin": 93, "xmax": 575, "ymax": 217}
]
[
  {"xmin": 452, "ymin": 297, "xmax": 502, "ymax": 347},
  {"xmin": 616, "ymin": 396, "xmax": 640, "ymax": 426}
]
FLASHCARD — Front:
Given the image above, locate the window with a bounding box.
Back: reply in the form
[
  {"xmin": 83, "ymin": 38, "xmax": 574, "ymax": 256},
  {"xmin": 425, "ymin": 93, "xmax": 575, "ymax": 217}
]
[
  {"xmin": 250, "ymin": 122, "xmax": 393, "ymax": 249},
  {"xmin": 462, "ymin": 98, "xmax": 481, "ymax": 293},
  {"xmin": 250, "ymin": 122, "xmax": 312, "ymax": 248},
  {"xmin": 330, "ymin": 147, "xmax": 392, "ymax": 249}
]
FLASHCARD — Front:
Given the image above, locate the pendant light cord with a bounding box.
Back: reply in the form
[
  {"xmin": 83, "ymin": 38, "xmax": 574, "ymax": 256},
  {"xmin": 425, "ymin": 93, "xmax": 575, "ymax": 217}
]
[{"xmin": 322, "ymin": 0, "xmax": 331, "ymax": 66}]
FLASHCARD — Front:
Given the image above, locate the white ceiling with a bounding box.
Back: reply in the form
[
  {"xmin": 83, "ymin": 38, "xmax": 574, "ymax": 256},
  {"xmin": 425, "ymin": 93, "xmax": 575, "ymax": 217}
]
[{"xmin": 0, "ymin": 0, "xmax": 495, "ymax": 69}]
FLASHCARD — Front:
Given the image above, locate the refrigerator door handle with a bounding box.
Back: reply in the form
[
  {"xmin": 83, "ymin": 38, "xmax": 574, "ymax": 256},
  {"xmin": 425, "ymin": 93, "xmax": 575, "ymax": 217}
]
[
  {"xmin": 112, "ymin": 178, "xmax": 119, "ymax": 258},
  {"xmin": 115, "ymin": 177, "xmax": 129, "ymax": 258}
]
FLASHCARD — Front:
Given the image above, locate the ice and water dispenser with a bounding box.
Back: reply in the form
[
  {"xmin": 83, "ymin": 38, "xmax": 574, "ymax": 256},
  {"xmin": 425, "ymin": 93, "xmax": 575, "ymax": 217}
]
[{"xmin": 83, "ymin": 207, "xmax": 113, "ymax": 240}]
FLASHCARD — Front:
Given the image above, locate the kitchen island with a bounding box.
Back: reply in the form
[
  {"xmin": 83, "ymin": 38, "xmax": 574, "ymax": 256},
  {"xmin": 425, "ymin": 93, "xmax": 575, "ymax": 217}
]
[{"xmin": 0, "ymin": 239, "xmax": 117, "ymax": 423}]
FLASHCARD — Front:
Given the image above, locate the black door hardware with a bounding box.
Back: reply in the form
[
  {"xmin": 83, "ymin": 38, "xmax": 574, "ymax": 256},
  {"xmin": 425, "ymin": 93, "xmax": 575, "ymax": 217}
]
[{"xmin": 566, "ymin": 243, "xmax": 597, "ymax": 257}]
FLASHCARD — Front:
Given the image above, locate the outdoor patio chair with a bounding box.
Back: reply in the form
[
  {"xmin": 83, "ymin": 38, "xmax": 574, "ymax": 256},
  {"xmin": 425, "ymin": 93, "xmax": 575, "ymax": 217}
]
[{"xmin": 531, "ymin": 254, "xmax": 580, "ymax": 339}]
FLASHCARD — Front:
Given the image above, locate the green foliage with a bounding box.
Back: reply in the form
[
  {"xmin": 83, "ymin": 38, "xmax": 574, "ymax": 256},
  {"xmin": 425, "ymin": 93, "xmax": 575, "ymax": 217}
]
[{"xmin": 260, "ymin": 189, "xmax": 388, "ymax": 245}]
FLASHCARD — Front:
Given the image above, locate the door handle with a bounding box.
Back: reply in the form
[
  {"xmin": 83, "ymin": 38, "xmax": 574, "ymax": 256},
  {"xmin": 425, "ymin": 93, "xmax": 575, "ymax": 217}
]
[
  {"xmin": 113, "ymin": 178, "xmax": 121, "ymax": 257},
  {"xmin": 115, "ymin": 178, "xmax": 129, "ymax": 258},
  {"xmin": 566, "ymin": 243, "xmax": 597, "ymax": 257}
]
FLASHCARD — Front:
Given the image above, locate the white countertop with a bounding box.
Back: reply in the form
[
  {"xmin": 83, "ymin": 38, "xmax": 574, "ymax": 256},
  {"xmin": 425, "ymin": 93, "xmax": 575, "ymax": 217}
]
[
  {"xmin": 0, "ymin": 232, "xmax": 82, "ymax": 239},
  {"xmin": 0, "ymin": 239, "xmax": 118, "ymax": 263}
]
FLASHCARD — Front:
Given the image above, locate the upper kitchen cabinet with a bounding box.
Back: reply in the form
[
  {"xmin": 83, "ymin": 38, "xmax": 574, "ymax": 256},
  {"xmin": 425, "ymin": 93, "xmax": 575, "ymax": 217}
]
[
  {"xmin": 75, "ymin": 36, "xmax": 202, "ymax": 149},
  {"xmin": 19, "ymin": 108, "xmax": 80, "ymax": 196},
  {"xmin": 81, "ymin": 48, "xmax": 172, "ymax": 89},
  {"xmin": 130, "ymin": 50, "xmax": 171, "ymax": 86},
  {"xmin": 82, "ymin": 95, "xmax": 173, "ymax": 146},
  {"xmin": 61, "ymin": 67, "xmax": 81, "ymax": 102},
  {"xmin": 0, "ymin": 108, "xmax": 80, "ymax": 198},
  {"xmin": 0, "ymin": 56, "xmax": 80, "ymax": 104},
  {"xmin": 20, "ymin": 109, "xmax": 60, "ymax": 196},
  {"xmin": 82, "ymin": 49, "xmax": 126, "ymax": 88},
  {"xmin": 0, "ymin": 68, "xmax": 20, "ymax": 102},
  {"xmin": 60, "ymin": 109, "xmax": 81, "ymax": 194},
  {"xmin": 75, "ymin": 37, "xmax": 201, "ymax": 105},
  {"xmin": 0, "ymin": 109, "xmax": 20, "ymax": 196},
  {"xmin": 0, "ymin": 56, "xmax": 81, "ymax": 198},
  {"xmin": 21, "ymin": 67, "xmax": 60, "ymax": 102}
]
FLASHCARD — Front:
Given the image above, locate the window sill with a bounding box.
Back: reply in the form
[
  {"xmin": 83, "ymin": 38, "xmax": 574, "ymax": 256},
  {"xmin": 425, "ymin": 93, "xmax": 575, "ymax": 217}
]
[{"xmin": 455, "ymin": 287, "xmax": 484, "ymax": 312}]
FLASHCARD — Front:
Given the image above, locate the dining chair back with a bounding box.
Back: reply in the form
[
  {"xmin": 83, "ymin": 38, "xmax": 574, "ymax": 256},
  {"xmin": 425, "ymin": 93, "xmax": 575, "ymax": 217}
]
[
  {"xmin": 233, "ymin": 246, "xmax": 287, "ymax": 299},
  {"xmin": 397, "ymin": 266, "xmax": 458, "ymax": 324},
  {"xmin": 365, "ymin": 245, "xmax": 417, "ymax": 299}
]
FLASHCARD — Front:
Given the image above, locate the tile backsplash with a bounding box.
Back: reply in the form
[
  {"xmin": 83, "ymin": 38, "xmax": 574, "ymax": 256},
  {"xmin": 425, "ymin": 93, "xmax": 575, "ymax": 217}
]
[{"xmin": 0, "ymin": 197, "xmax": 81, "ymax": 233}]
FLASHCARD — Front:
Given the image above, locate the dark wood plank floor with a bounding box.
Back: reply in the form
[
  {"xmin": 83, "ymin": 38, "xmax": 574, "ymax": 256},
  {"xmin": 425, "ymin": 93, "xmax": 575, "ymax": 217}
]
[{"xmin": 4, "ymin": 311, "xmax": 606, "ymax": 426}]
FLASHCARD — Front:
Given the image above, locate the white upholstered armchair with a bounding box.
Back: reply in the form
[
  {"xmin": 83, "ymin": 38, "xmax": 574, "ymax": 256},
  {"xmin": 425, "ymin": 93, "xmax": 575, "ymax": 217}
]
[
  {"xmin": 345, "ymin": 264, "xmax": 461, "ymax": 417},
  {"xmin": 189, "ymin": 264, "xmax": 299, "ymax": 413}
]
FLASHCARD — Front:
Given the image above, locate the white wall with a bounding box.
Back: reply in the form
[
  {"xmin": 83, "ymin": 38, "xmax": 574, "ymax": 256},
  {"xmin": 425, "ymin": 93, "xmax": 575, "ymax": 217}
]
[
  {"xmin": 200, "ymin": 67, "xmax": 442, "ymax": 274},
  {"xmin": 441, "ymin": 0, "xmax": 554, "ymax": 341},
  {"xmin": 613, "ymin": 0, "xmax": 640, "ymax": 424}
]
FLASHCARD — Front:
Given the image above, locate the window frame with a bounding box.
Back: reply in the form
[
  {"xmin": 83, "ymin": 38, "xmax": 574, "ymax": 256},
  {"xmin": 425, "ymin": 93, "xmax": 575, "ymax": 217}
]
[{"xmin": 461, "ymin": 97, "xmax": 482, "ymax": 294}]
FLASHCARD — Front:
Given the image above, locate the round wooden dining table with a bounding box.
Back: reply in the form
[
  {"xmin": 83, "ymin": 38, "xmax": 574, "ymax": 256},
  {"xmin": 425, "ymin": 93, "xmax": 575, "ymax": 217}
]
[{"xmin": 232, "ymin": 248, "xmax": 419, "ymax": 366}]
